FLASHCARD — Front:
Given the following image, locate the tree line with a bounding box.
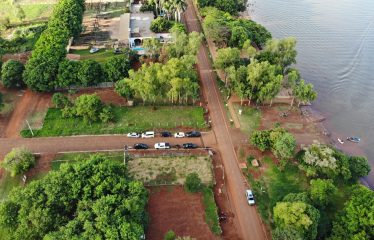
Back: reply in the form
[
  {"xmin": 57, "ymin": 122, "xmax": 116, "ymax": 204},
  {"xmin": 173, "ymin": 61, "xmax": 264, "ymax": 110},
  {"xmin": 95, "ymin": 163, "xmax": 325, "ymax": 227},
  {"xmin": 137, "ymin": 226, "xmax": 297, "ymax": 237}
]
[
  {"xmin": 197, "ymin": 0, "xmax": 247, "ymax": 15},
  {"xmin": 22, "ymin": 0, "xmax": 85, "ymax": 92}
]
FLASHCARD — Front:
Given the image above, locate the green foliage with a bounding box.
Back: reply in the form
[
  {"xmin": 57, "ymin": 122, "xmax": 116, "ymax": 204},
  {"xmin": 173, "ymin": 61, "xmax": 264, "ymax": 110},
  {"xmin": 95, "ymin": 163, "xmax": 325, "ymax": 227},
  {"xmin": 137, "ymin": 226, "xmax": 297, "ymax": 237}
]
[
  {"xmin": 292, "ymin": 79, "xmax": 317, "ymax": 106},
  {"xmin": 142, "ymin": 38, "xmax": 162, "ymax": 59},
  {"xmin": 347, "ymin": 156, "xmax": 370, "ymax": 182},
  {"xmin": 73, "ymin": 94, "xmax": 104, "ymax": 123},
  {"xmin": 184, "ymin": 172, "xmax": 202, "ymax": 193},
  {"xmin": 1, "ymin": 60, "xmax": 24, "ymax": 88},
  {"xmin": 23, "ymin": 0, "xmax": 85, "ymax": 91},
  {"xmin": 283, "ymin": 192, "xmax": 311, "ymax": 204},
  {"xmin": 273, "ymin": 201, "xmax": 320, "ymax": 240},
  {"xmin": 272, "ymin": 227, "xmax": 303, "ymax": 240},
  {"xmin": 202, "ymin": 187, "xmax": 222, "ymax": 235},
  {"xmin": 198, "ymin": 0, "xmax": 245, "ymax": 15},
  {"xmin": 164, "ymin": 230, "xmax": 176, "ymax": 240},
  {"xmin": 115, "ymin": 80, "xmax": 135, "ymax": 100},
  {"xmin": 1, "ymin": 147, "xmax": 35, "ymax": 177},
  {"xmin": 214, "ymin": 47, "xmax": 240, "ymax": 77},
  {"xmin": 103, "ymin": 55, "xmax": 130, "ymax": 82},
  {"xmin": 309, "ymin": 179, "xmax": 337, "ymax": 207},
  {"xmin": 251, "ymin": 130, "xmax": 271, "ymax": 152},
  {"xmin": 150, "ymin": 17, "xmax": 173, "ymax": 33},
  {"xmin": 56, "ymin": 59, "xmax": 81, "ymax": 88},
  {"xmin": 51, "ymin": 93, "xmax": 71, "ymax": 108},
  {"xmin": 77, "ymin": 60, "xmax": 103, "ymax": 86},
  {"xmin": 0, "ymin": 155, "xmax": 148, "ymax": 240},
  {"xmin": 329, "ymin": 185, "xmax": 374, "ymax": 240},
  {"xmin": 164, "ymin": 30, "xmax": 203, "ymax": 59},
  {"xmin": 99, "ymin": 105, "xmax": 114, "ymax": 123},
  {"xmin": 0, "ymin": 92, "xmax": 3, "ymax": 111}
]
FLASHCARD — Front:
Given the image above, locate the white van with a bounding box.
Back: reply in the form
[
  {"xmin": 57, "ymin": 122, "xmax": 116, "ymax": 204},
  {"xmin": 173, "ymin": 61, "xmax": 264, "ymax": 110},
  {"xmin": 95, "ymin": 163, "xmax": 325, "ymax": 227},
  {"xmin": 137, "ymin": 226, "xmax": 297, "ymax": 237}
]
[{"xmin": 141, "ymin": 131, "xmax": 155, "ymax": 138}]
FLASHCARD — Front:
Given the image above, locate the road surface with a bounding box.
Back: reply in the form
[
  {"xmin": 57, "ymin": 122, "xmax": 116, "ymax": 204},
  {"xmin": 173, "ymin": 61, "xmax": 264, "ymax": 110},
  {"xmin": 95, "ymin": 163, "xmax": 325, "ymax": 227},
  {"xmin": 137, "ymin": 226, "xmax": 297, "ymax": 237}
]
[{"xmin": 184, "ymin": 1, "xmax": 267, "ymax": 239}]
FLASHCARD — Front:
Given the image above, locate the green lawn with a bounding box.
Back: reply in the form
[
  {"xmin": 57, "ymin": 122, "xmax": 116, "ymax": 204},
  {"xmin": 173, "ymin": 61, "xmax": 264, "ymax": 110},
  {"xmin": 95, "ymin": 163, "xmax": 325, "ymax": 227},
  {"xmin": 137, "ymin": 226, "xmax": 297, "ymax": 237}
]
[
  {"xmin": 21, "ymin": 106, "xmax": 206, "ymax": 137},
  {"xmin": 69, "ymin": 49, "xmax": 117, "ymax": 63},
  {"xmin": 232, "ymin": 104, "xmax": 261, "ymax": 135},
  {"xmin": 0, "ymin": 1, "xmax": 54, "ymax": 24},
  {"xmin": 202, "ymin": 187, "xmax": 222, "ymax": 235}
]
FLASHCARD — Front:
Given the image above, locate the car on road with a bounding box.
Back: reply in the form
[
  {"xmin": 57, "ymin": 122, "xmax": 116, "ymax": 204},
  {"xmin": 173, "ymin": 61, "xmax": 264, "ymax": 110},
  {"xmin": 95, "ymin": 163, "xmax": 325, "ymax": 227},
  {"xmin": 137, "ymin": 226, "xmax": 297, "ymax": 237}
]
[
  {"xmin": 89, "ymin": 47, "xmax": 99, "ymax": 53},
  {"xmin": 174, "ymin": 132, "xmax": 185, "ymax": 138},
  {"xmin": 142, "ymin": 131, "xmax": 155, "ymax": 138},
  {"xmin": 245, "ymin": 190, "xmax": 255, "ymax": 205},
  {"xmin": 154, "ymin": 142, "xmax": 170, "ymax": 149},
  {"xmin": 182, "ymin": 143, "xmax": 198, "ymax": 149},
  {"xmin": 161, "ymin": 131, "xmax": 172, "ymax": 137},
  {"xmin": 127, "ymin": 132, "xmax": 140, "ymax": 138},
  {"xmin": 134, "ymin": 143, "xmax": 148, "ymax": 149},
  {"xmin": 186, "ymin": 131, "xmax": 201, "ymax": 137}
]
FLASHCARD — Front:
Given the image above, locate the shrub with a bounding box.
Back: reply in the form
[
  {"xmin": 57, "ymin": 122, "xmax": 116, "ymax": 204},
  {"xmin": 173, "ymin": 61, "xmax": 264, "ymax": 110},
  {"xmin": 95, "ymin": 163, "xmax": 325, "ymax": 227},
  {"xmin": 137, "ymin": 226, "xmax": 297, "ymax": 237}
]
[
  {"xmin": 52, "ymin": 93, "xmax": 71, "ymax": 108},
  {"xmin": 1, "ymin": 147, "xmax": 35, "ymax": 177},
  {"xmin": 150, "ymin": 17, "xmax": 173, "ymax": 33},
  {"xmin": 77, "ymin": 60, "xmax": 103, "ymax": 86},
  {"xmin": 184, "ymin": 172, "xmax": 202, "ymax": 193},
  {"xmin": 164, "ymin": 230, "xmax": 176, "ymax": 240},
  {"xmin": 1, "ymin": 59, "xmax": 25, "ymax": 88}
]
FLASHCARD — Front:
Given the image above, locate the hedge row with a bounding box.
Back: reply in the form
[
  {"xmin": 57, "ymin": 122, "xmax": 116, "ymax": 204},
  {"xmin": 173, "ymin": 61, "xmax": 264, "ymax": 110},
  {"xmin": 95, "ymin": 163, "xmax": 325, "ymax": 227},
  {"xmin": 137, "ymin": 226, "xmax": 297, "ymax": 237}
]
[{"xmin": 23, "ymin": 0, "xmax": 85, "ymax": 92}]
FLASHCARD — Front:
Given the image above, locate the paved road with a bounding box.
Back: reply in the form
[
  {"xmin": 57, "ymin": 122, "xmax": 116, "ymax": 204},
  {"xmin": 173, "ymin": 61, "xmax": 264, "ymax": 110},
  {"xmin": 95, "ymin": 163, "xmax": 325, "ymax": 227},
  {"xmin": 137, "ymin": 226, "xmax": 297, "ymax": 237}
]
[
  {"xmin": 185, "ymin": 1, "xmax": 267, "ymax": 239},
  {"xmin": 0, "ymin": 136, "xmax": 202, "ymax": 156}
]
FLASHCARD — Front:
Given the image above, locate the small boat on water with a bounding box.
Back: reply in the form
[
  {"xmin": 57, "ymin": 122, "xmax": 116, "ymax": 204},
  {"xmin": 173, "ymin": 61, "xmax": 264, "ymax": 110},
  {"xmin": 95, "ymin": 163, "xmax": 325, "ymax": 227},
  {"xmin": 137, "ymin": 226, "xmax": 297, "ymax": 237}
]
[
  {"xmin": 347, "ymin": 136, "xmax": 360, "ymax": 143},
  {"xmin": 338, "ymin": 138, "xmax": 344, "ymax": 144}
]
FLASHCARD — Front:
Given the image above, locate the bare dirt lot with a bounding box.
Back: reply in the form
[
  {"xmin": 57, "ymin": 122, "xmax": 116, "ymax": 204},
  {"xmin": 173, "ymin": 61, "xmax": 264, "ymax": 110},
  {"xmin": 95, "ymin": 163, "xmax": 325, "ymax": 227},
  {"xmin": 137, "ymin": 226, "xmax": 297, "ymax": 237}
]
[{"xmin": 146, "ymin": 186, "xmax": 218, "ymax": 240}]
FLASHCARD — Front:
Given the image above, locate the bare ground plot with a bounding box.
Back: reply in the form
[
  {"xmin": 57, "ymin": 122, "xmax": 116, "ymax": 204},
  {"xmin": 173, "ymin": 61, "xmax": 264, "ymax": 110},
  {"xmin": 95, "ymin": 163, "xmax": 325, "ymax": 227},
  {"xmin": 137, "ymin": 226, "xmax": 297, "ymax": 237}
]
[
  {"xmin": 128, "ymin": 156, "xmax": 214, "ymax": 185},
  {"xmin": 146, "ymin": 186, "xmax": 218, "ymax": 240}
]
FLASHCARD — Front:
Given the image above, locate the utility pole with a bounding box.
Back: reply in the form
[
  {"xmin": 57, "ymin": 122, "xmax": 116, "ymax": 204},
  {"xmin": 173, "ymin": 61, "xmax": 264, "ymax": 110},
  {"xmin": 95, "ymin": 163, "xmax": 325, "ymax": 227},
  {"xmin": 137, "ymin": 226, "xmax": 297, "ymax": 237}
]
[
  {"xmin": 26, "ymin": 120, "xmax": 34, "ymax": 137},
  {"xmin": 123, "ymin": 144, "xmax": 128, "ymax": 165}
]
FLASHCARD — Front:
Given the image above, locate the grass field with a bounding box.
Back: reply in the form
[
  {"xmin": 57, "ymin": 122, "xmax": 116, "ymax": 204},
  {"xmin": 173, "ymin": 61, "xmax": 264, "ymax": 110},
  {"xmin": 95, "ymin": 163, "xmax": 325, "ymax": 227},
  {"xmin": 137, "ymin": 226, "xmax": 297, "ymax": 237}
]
[
  {"xmin": 69, "ymin": 49, "xmax": 117, "ymax": 63},
  {"xmin": 232, "ymin": 104, "xmax": 261, "ymax": 135},
  {"xmin": 127, "ymin": 156, "xmax": 213, "ymax": 185},
  {"xmin": 0, "ymin": 1, "xmax": 54, "ymax": 24},
  {"xmin": 21, "ymin": 106, "xmax": 206, "ymax": 137},
  {"xmin": 0, "ymin": 91, "xmax": 17, "ymax": 115},
  {"xmin": 202, "ymin": 187, "xmax": 222, "ymax": 235}
]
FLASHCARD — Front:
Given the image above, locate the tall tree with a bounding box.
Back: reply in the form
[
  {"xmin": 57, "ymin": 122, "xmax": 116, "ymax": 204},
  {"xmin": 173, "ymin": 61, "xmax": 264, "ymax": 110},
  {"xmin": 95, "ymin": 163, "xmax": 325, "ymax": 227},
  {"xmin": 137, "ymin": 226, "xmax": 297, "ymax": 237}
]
[
  {"xmin": 103, "ymin": 55, "xmax": 130, "ymax": 82},
  {"xmin": 77, "ymin": 60, "xmax": 103, "ymax": 86},
  {"xmin": 214, "ymin": 47, "xmax": 240, "ymax": 85},
  {"xmin": 292, "ymin": 80, "xmax": 317, "ymax": 107},
  {"xmin": 56, "ymin": 59, "xmax": 81, "ymax": 88},
  {"xmin": 309, "ymin": 179, "xmax": 337, "ymax": 207},
  {"xmin": 143, "ymin": 38, "xmax": 162, "ymax": 59}
]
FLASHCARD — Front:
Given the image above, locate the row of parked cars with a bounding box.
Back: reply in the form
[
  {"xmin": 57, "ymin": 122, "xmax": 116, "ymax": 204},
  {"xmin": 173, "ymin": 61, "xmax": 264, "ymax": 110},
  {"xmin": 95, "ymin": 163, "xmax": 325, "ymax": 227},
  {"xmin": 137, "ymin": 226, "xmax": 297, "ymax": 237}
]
[
  {"xmin": 133, "ymin": 142, "xmax": 198, "ymax": 150},
  {"xmin": 127, "ymin": 131, "xmax": 201, "ymax": 138}
]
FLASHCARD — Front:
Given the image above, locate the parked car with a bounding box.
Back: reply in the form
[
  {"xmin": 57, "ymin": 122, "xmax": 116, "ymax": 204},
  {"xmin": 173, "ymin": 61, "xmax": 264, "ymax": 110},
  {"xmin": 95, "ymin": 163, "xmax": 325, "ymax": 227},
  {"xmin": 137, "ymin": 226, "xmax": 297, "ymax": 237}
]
[
  {"xmin": 134, "ymin": 143, "xmax": 149, "ymax": 149},
  {"xmin": 142, "ymin": 131, "xmax": 155, "ymax": 138},
  {"xmin": 113, "ymin": 48, "xmax": 122, "ymax": 54},
  {"xmin": 186, "ymin": 131, "xmax": 201, "ymax": 137},
  {"xmin": 154, "ymin": 142, "xmax": 170, "ymax": 149},
  {"xmin": 127, "ymin": 132, "xmax": 140, "ymax": 138},
  {"xmin": 89, "ymin": 47, "xmax": 99, "ymax": 53},
  {"xmin": 182, "ymin": 143, "xmax": 198, "ymax": 149},
  {"xmin": 174, "ymin": 132, "xmax": 185, "ymax": 138},
  {"xmin": 245, "ymin": 190, "xmax": 255, "ymax": 205},
  {"xmin": 161, "ymin": 131, "xmax": 172, "ymax": 137}
]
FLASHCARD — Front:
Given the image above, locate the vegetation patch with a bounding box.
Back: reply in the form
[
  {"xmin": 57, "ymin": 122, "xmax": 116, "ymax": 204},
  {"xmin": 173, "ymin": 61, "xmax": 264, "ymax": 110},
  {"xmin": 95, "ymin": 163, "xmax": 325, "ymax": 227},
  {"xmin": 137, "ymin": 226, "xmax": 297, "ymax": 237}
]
[
  {"xmin": 202, "ymin": 187, "xmax": 222, "ymax": 235},
  {"xmin": 69, "ymin": 49, "xmax": 118, "ymax": 63},
  {"xmin": 232, "ymin": 104, "xmax": 261, "ymax": 135},
  {"xmin": 127, "ymin": 156, "xmax": 213, "ymax": 185},
  {"xmin": 21, "ymin": 106, "xmax": 205, "ymax": 137}
]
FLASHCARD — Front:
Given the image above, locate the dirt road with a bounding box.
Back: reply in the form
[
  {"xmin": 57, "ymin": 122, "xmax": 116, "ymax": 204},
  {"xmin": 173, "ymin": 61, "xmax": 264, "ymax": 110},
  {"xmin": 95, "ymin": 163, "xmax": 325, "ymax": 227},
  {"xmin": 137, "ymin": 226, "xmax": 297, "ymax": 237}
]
[{"xmin": 185, "ymin": 1, "xmax": 267, "ymax": 239}]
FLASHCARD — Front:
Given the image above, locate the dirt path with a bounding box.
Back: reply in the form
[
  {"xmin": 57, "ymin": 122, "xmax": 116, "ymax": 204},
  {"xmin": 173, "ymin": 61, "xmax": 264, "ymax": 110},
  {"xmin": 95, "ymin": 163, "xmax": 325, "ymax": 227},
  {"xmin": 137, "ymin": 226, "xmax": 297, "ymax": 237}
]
[
  {"xmin": 185, "ymin": 1, "xmax": 268, "ymax": 239},
  {"xmin": 4, "ymin": 90, "xmax": 51, "ymax": 138}
]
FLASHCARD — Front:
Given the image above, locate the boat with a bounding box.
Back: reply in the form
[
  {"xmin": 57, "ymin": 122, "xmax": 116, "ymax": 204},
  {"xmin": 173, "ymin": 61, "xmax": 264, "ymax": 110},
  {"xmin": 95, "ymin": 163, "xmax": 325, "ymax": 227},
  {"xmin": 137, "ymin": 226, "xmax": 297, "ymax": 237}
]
[
  {"xmin": 346, "ymin": 136, "xmax": 360, "ymax": 143},
  {"xmin": 338, "ymin": 138, "xmax": 344, "ymax": 144}
]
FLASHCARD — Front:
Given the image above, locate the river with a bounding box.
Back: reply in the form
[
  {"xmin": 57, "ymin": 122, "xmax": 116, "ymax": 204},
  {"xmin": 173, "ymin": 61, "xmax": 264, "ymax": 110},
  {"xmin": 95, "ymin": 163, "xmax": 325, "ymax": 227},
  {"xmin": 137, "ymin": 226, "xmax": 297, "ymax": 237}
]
[{"xmin": 248, "ymin": 0, "xmax": 374, "ymax": 187}]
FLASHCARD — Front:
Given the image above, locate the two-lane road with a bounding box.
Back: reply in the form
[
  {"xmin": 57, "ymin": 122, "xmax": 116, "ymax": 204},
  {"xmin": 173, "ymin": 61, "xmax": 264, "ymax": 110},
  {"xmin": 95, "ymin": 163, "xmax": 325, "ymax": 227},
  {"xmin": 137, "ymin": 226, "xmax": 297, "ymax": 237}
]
[{"xmin": 184, "ymin": 1, "xmax": 267, "ymax": 239}]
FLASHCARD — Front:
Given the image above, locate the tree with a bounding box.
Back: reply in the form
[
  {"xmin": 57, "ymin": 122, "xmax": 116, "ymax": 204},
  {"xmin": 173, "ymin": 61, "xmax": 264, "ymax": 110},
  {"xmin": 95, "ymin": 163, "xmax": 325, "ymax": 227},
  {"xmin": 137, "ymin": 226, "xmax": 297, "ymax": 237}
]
[
  {"xmin": 272, "ymin": 227, "xmax": 303, "ymax": 240},
  {"xmin": 52, "ymin": 93, "xmax": 71, "ymax": 108},
  {"xmin": 329, "ymin": 185, "xmax": 374, "ymax": 240},
  {"xmin": 0, "ymin": 155, "xmax": 148, "ymax": 239},
  {"xmin": 115, "ymin": 79, "xmax": 135, "ymax": 100},
  {"xmin": 271, "ymin": 131, "xmax": 296, "ymax": 160},
  {"xmin": 143, "ymin": 38, "xmax": 162, "ymax": 59},
  {"xmin": 283, "ymin": 192, "xmax": 311, "ymax": 204},
  {"xmin": 73, "ymin": 94, "xmax": 103, "ymax": 123},
  {"xmin": 99, "ymin": 105, "xmax": 114, "ymax": 123},
  {"xmin": 247, "ymin": 60, "xmax": 283, "ymax": 105},
  {"xmin": 103, "ymin": 55, "xmax": 130, "ymax": 82},
  {"xmin": 242, "ymin": 39, "xmax": 257, "ymax": 59},
  {"xmin": 348, "ymin": 156, "xmax": 370, "ymax": 181},
  {"xmin": 250, "ymin": 130, "xmax": 271, "ymax": 152},
  {"xmin": 214, "ymin": 47, "xmax": 240, "ymax": 84},
  {"xmin": 1, "ymin": 147, "xmax": 35, "ymax": 177},
  {"xmin": 1, "ymin": 60, "xmax": 25, "ymax": 88},
  {"xmin": 292, "ymin": 80, "xmax": 317, "ymax": 107},
  {"xmin": 184, "ymin": 172, "xmax": 202, "ymax": 193},
  {"xmin": 56, "ymin": 59, "xmax": 81, "ymax": 88},
  {"xmin": 164, "ymin": 230, "xmax": 176, "ymax": 240},
  {"xmin": 273, "ymin": 201, "xmax": 320, "ymax": 240},
  {"xmin": 150, "ymin": 17, "xmax": 173, "ymax": 33},
  {"xmin": 228, "ymin": 65, "xmax": 250, "ymax": 104},
  {"xmin": 309, "ymin": 179, "xmax": 337, "ymax": 207},
  {"xmin": 77, "ymin": 60, "xmax": 103, "ymax": 86}
]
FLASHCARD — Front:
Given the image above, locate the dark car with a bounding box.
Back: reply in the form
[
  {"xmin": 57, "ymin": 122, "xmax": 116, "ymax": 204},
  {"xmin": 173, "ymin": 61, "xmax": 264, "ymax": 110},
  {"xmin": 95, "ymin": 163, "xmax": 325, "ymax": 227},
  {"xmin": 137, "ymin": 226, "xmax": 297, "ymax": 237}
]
[
  {"xmin": 183, "ymin": 143, "xmax": 198, "ymax": 149},
  {"xmin": 113, "ymin": 48, "xmax": 122, "ymax": 54},
  {"xmin": 185, "ymin": 131, "xmax": 201, "ymax": 137},
  {"xmin": 134, "ymin": 143, "xmax": 149, "ymax": 149},
  {"xmin": 161, "ymin": 131, "xmax": 172, "ymax": 137}
]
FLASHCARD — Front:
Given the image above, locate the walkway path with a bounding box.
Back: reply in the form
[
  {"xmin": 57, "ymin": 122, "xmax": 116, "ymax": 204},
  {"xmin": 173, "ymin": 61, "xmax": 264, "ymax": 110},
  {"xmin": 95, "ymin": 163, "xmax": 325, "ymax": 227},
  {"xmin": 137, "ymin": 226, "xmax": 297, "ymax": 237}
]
[{"xmin": 185, "ymin": 1, "xmax": 267, "ymax": 239}]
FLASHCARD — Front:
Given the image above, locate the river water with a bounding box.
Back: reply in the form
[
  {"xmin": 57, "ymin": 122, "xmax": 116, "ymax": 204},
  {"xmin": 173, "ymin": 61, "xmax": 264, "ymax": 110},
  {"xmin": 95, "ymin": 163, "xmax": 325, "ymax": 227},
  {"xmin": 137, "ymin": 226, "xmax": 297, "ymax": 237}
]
[{"xmin": 249, "ymin": 0, "xmax": 374, "ymax": 186}]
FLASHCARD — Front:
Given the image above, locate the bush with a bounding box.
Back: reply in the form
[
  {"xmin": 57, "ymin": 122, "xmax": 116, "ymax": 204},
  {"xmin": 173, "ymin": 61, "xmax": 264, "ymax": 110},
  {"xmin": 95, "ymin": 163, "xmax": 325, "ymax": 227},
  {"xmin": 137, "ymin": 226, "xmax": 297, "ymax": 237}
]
[
  {"xmin": 103, "ymin": 55, "xmax": 130, "ymax": 82},
  {"xmin": 77, "ymin": 60, "xmax": 103, "ymax": 86},
  {"xmin": 164, "ymin": 230, "xmax": 176, "ymax": 240},
  {"xmin": 52, "ymin": 93, "xmax": 71, "ymax": 108},
  {"xmin": 150, "ymin": 17, "xmax": 173, "ymax": 33},
  {"xmin": 1, "ymin": 147, "xmax": 35, "ymax": 177},
  {"xmin": 1, "ymin": 59, "xmax": 25, "ymax": 88},
  {"xmin": 184, "ymin": 172, "xmax": 202, "ymax": 193}
]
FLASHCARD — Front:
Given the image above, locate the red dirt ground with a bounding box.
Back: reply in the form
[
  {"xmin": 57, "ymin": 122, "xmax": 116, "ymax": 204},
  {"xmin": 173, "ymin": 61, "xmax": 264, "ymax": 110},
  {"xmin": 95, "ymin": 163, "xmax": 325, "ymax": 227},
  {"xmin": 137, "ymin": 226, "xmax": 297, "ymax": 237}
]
[{"xmin": 146, "ymin": 186, "xmax": 218, "ymax": 240}]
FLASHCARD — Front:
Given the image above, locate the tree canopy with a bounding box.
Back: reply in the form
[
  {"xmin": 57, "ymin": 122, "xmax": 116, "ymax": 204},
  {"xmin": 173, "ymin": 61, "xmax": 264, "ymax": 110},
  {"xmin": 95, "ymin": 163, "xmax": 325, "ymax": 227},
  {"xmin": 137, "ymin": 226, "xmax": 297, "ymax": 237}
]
[
  {"xmin": 103, "ymin": 55, "xmax": 131, "ymax": 82},
  {"xmin": 1, "ymin": 60, "xmax": 25, "ymax": 88},
  {"xmin": 1, "ymin": 147, "xmax": 35, "ymax": 177},
  {"xmin": 0, "ymin": 155, "xmax": 148, "ymax": 240},
  {"xmin": 309, "ymin": 179, "xmax": 337, "ymax": 207}
]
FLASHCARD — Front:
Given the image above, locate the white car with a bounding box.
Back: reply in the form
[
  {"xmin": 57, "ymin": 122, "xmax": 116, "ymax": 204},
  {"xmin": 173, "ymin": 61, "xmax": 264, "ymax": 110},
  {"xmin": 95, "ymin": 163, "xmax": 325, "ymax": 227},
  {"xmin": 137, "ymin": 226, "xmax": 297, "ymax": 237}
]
[
  {"xmin": 142, "ymin": 131, "xmax": 155, "ymax": 138},
  {"xmin": 89, "ymin": 47, "xmax": 99, "ymax": 53},
  {"xmin": 246, "ymin": 190, "xmax": 255, "ymax": 205},
  {"xmin": 154, "ymin": 142, "xmax": 170, "ymax": 149},
  {"xmin": 127, "ymin": 132, "xmax": 140, "ymax": 138},
  {"xmin": 174, "ymin": 132, "xmax": 185, "ymax": 138}
]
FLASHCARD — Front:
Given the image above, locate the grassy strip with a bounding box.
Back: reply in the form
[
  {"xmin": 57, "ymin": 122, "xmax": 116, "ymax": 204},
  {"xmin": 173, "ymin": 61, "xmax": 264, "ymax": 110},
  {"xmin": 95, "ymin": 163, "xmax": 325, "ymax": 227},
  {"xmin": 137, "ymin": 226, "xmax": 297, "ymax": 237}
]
[
  {"xmin": 202, "ymin": 187, "xmax": 222, "ymax": 235},
  {"xmin": 0, "ymin": 3, "xmax": 54, "ymax": 24},
  {"xmin": 21, "ymin": 106, "xmax": 206, "ymax": 137},
  {"xmin": 232, "ymin": 104, "xmax": 261, "ymax": 135},
  {"xmin": 69, "ymin": 49, "xmax": 118, "ymax": 63},
  {"xmin": 52, "ymin": 152, "xmax": 123, "ymax": 170}
]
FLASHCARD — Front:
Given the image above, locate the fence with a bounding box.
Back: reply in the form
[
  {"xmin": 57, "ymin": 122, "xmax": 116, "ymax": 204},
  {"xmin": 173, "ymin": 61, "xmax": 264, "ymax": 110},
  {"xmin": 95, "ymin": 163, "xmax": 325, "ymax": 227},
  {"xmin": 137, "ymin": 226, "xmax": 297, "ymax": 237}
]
[{"xmin": 55, "ymin": 82, "xmax": 114, "ymax": 91}]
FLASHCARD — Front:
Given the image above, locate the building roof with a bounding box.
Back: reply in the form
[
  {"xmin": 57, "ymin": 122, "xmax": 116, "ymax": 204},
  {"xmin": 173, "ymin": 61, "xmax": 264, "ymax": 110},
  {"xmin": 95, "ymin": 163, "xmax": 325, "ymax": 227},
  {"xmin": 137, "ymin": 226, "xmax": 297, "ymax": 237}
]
[
  {"xmin": 119, "ymin": 13, "xmax": 130, "ymax": 42},
  {"xmin": 130, "ymin": 12, "xmax": 154, "ymax": 38}
]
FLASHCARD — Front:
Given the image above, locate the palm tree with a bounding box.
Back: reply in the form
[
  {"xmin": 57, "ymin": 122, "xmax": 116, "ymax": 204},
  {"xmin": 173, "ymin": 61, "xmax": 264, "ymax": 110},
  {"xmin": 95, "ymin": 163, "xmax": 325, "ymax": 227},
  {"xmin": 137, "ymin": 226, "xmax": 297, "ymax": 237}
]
[{"xmin": 172, "ymin": 0, "xmax": 187, "ymax": 22}]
